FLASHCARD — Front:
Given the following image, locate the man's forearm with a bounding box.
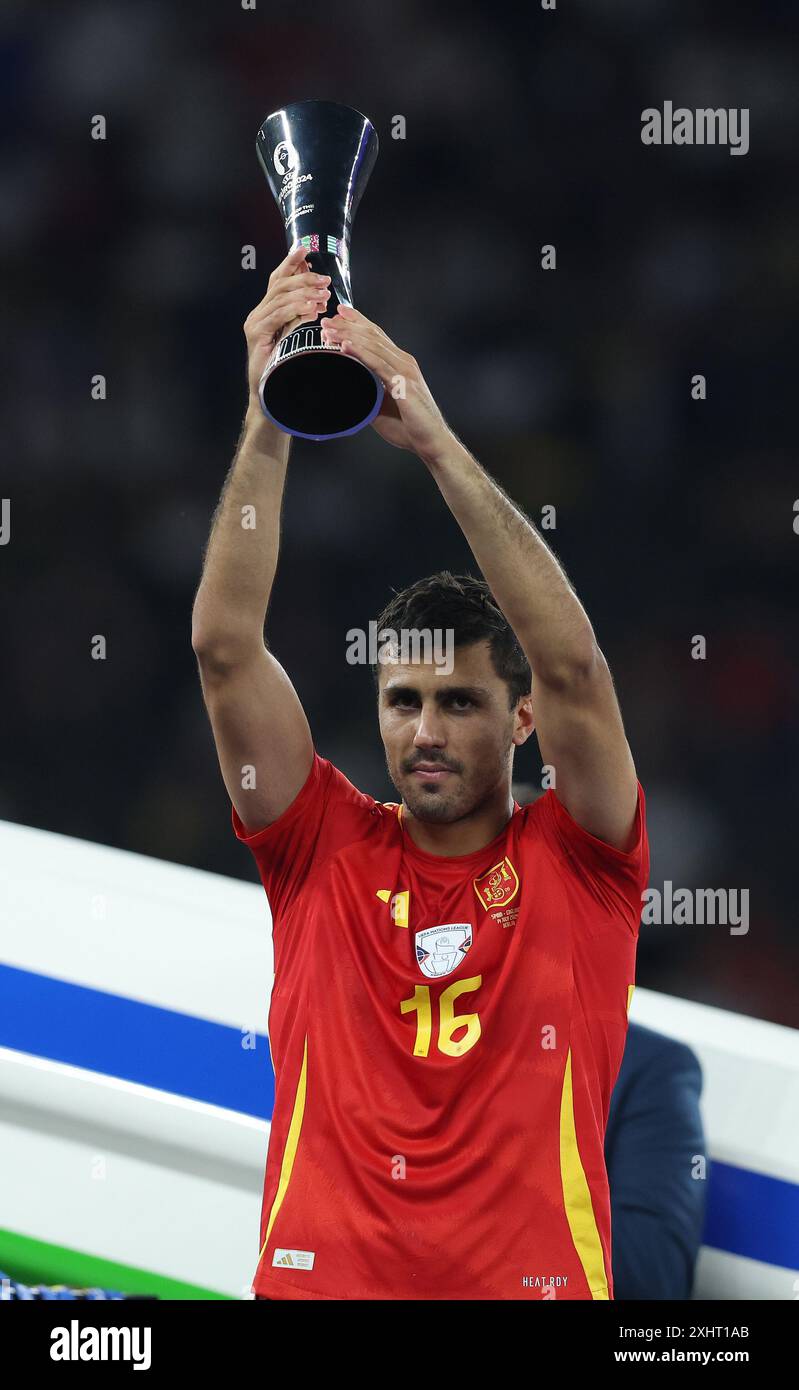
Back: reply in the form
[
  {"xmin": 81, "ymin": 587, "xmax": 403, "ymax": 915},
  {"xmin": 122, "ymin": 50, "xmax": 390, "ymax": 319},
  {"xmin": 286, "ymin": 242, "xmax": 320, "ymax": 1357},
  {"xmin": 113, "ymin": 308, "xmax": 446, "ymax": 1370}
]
[
  {"xmin": 420, "ymin": 435, "xmax": 597, "ymax": 686},
  {"xmin": 192, "ymin": 405, "xmax": 291, "ymax": 657}
]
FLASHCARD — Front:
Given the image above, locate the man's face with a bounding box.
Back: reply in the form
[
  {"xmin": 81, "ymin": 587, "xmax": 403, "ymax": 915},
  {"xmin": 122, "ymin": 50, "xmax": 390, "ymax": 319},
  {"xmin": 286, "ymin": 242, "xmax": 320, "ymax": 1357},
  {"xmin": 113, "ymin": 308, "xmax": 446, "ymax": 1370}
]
[{"xmin": 377, "ymin": 639, "xmax": 533, "ymax": 824}]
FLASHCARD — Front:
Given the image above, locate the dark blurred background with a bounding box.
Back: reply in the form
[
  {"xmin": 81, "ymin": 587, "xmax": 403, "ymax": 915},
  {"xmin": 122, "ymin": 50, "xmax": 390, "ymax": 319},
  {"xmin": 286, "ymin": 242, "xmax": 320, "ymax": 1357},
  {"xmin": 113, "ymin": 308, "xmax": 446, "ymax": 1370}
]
[{"xmin": 1, "ymin": 0, "xmax": 797, "ymax": 1025}]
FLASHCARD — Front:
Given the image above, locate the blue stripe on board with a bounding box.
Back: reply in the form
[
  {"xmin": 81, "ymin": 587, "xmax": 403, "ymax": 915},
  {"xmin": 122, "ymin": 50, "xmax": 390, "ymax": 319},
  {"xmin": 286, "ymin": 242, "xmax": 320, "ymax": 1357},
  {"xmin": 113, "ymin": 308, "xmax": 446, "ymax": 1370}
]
[
  {"xmin": 703, "ymin": 1160, "xmax": 799, "ymax": 1270},
  {"xmin": 0, "ymin": 963, "xmax": 273, "ymax": 1121}
]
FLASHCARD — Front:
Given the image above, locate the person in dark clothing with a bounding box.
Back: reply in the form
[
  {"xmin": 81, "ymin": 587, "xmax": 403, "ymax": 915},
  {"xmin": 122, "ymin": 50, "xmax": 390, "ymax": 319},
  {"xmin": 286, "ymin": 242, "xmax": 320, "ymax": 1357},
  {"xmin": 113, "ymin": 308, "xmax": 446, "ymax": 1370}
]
[{"xmin": 606, "ymin": 1021, "xmax": 707, "ymax": 1300}]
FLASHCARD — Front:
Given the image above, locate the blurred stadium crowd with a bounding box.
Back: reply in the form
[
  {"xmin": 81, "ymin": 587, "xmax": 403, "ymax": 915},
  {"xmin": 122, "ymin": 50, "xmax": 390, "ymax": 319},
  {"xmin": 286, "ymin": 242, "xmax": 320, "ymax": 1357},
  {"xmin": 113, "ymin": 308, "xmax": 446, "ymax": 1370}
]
[{"xmin": 1, "ymin": 0, "xmax": 797, "ymax": 1025}]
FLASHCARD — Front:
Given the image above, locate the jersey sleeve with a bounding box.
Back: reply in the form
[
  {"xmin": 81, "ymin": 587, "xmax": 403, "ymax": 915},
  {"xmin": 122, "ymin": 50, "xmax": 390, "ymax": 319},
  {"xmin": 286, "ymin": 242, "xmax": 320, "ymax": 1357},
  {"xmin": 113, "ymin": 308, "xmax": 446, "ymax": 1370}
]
[
  {"xmin": 536, "ymin": 782, "xmax": 649, "ymax": 935},
  {"xmin": 230, "ymin": 751, "xmax": 375, "ymax": 922}
]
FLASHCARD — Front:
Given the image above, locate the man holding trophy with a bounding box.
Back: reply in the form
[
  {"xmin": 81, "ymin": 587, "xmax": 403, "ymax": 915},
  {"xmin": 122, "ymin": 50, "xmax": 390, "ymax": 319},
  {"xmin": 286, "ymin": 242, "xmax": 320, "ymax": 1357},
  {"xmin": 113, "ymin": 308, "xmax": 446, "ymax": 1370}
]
[{"xmin": 191, "ymin": 103, "xmax": 648, "ymax": 1301}]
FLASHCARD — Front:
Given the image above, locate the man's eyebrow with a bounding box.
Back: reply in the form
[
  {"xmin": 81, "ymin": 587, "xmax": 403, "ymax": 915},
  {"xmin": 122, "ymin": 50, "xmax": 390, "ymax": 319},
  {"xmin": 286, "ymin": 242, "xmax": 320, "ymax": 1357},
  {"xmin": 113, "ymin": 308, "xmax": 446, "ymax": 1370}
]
[{"xmin": 383, "ymin": 682, "xmax": 490, "ymax": 701}]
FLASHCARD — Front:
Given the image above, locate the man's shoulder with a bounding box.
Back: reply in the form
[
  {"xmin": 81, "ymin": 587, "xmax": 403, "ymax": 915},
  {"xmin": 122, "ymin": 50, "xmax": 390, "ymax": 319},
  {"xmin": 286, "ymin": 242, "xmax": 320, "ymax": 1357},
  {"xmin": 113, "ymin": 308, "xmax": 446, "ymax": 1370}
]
[
  {"xmin": 310, "ymin": 755, "xmax": 405, "ymax": 847},
  {"xmin": 322, "ymin": 760, "xmax": 406, "ymax": 821},
  {"xmin": 511, "ymin": 789, "xmax": 569, "ymax": 856}
]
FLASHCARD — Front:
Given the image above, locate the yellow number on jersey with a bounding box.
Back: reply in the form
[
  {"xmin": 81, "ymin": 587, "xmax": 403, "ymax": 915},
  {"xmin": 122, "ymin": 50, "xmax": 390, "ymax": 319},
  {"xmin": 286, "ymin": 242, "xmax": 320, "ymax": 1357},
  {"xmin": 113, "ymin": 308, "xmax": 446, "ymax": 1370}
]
[{"xmin": 400, "ymin": 976, "xmax": 482, "ymax": 1057}]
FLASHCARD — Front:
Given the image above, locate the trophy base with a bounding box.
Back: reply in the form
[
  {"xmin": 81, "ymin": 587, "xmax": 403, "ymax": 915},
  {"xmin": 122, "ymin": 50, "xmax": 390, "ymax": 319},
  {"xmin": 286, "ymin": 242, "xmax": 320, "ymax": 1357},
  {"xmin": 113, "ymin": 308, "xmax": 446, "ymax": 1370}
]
[{"xmin": 259, "ymin": 325, "xmax": 384, "ymax": 442}]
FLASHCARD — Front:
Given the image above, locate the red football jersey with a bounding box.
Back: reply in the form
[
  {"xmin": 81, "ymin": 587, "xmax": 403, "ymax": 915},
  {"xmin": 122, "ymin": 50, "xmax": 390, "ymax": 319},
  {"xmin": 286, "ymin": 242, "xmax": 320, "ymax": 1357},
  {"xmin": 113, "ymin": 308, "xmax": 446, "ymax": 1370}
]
[{"xmin": 232, "ymin": 752, "xmax": 649, "ymax": 1300}]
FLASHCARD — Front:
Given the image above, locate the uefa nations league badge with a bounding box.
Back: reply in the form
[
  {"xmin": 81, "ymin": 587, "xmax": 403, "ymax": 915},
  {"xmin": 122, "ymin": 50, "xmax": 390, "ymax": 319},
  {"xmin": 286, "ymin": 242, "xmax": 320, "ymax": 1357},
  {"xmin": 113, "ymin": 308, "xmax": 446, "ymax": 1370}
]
[{"xmin": 415, "ymin": 924, "xmax": 473, "ymax": 979}]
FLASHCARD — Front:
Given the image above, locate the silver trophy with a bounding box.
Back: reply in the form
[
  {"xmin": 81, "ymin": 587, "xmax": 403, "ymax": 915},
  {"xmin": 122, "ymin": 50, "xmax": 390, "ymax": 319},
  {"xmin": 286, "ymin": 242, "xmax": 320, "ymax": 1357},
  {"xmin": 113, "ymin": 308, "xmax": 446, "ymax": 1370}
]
[{"xmin": 256, "ymin": 100, "xmax": 383, "ymax": 441}]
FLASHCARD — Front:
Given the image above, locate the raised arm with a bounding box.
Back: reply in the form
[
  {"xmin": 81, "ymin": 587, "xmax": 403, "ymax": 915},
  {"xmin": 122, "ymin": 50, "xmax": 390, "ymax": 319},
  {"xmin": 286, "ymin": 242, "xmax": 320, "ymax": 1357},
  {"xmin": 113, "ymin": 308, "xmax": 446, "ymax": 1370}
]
[
  {"xmin": 319, "ymin": 304, "xmax": 638, "ymax": 851},
  {"xmin": 417, "ymin": 440, "xmax": 638, "ymax": 850},
  {"xmin": 192, "ymin": 247, "xmax": 332, "ymax": 833}
]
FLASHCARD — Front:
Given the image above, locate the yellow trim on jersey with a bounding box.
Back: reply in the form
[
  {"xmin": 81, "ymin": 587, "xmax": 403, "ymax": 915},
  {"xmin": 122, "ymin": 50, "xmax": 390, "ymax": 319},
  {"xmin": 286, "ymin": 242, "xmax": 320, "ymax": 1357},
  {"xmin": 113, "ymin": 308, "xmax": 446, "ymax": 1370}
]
[
  {"xmin": 626, "ymin": 984, "xmax": 635, "ymax": 1014},
  {"xmin": 257, "ymin": 1034, "xmax": 308, "ymax": 1268},
  {"xmin": 559, "ymin": 1048, "xmax": 610, "ymax": 1300}
]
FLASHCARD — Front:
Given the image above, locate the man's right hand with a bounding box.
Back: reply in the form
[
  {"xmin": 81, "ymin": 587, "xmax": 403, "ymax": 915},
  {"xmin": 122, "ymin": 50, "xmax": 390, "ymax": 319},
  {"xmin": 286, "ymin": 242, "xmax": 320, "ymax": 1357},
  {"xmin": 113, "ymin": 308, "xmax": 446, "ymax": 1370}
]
[{"xmin": 244, "ymin": 244, "xmax": 331, "ymax": 408}]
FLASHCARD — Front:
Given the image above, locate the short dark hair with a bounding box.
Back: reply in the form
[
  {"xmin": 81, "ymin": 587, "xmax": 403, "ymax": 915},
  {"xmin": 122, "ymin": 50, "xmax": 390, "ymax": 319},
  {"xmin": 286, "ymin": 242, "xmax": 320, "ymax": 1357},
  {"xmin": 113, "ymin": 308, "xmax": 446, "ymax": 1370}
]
[{"xmin": 372, "ymin": 571, "xmax": 531, "ymax": 709}]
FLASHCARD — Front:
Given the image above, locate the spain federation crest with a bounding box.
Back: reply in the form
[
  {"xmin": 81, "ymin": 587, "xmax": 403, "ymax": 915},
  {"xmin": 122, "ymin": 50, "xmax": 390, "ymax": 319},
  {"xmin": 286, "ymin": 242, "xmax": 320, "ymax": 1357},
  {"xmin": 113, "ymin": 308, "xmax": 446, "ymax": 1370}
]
[
  {"xmin": 415, "ymin": 923, "xmax": 472, "ymax": 979},
  {"xmin": 473, "ymin": 857, "xmax": 520, "ymax": 912}
]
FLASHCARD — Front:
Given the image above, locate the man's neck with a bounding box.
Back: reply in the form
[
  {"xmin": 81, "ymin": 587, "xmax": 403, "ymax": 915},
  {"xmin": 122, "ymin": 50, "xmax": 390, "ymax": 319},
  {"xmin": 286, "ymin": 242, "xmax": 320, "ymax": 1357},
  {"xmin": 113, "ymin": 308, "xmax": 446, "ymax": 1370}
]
[{"xmin": 400, "ymin": 789, "xmax": 515, "ymax": 857}]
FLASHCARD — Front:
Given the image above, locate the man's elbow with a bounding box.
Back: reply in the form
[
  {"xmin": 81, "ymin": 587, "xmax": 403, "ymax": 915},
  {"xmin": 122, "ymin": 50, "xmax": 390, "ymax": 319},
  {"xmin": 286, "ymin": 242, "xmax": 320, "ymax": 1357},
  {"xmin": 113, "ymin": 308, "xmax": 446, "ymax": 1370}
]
[
  {"xmin": 191, "ymin": 621, "xmax": 261, "ymax": 678},
  {"xmin": 191, "ymin": 620, "xmax": 226, "ymax": 667},
  {"xmin": 534, "ymin": 639, "xmax": 606, "ymax": 696}
]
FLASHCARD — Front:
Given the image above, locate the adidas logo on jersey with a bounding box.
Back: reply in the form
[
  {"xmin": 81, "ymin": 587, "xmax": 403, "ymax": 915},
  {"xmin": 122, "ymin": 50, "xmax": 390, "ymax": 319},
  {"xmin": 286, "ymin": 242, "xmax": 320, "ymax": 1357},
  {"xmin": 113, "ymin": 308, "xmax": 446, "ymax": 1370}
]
[
  {"xmin": 377, "ymin": 888, "xmax": 409, "ymax": 927},
  {"xmin": 272, "ymin": 1248, "xmax": 315, "ymax": 1270}
]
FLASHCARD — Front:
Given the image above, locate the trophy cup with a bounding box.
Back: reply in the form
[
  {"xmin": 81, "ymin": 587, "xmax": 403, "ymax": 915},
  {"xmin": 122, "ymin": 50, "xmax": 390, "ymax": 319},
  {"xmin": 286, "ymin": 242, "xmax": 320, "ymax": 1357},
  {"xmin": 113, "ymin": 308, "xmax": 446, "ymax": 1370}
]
[{"xmin": 256, "ymin": 100, "xmax": 383, "ymax": 442}]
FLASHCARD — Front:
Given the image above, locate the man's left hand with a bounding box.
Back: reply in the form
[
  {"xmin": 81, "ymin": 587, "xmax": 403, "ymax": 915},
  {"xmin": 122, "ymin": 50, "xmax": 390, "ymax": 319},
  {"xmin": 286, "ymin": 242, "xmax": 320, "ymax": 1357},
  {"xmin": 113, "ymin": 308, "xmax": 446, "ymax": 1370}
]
[{"xmin": 320, "ymin": 306, "xmax": 452, "ymax": 460}]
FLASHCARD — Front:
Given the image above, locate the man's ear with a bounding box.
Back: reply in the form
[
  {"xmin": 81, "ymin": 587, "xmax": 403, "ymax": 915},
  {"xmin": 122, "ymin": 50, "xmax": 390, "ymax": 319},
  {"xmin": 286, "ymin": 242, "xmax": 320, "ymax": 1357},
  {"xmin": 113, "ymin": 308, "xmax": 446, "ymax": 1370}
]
[{"xmin": 512, "ymin": 694, "xmax": 535, "ymax": 747}]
